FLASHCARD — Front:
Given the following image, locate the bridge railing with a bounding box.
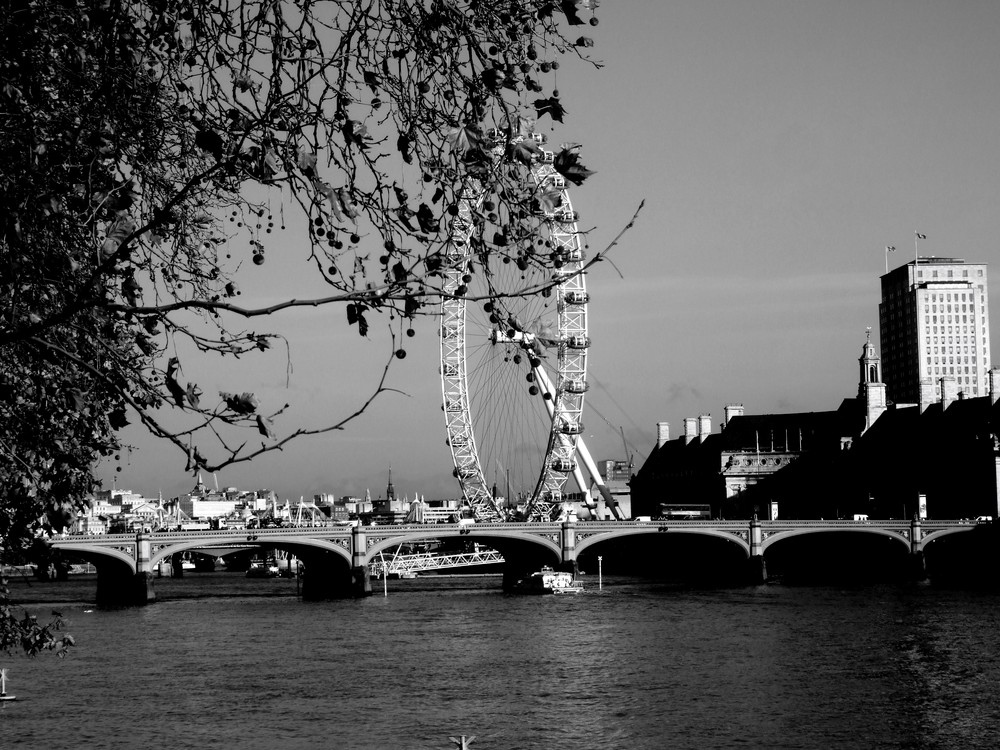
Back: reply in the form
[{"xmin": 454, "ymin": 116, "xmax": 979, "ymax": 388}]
[{"xmin": 50, "ymin": 517, "xmax": 978, "ymax": 546}]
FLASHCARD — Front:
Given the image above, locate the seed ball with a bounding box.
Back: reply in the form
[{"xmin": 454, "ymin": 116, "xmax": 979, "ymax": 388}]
[
  {"xmin": 528, "ymin": 385, "xmax": 539, "ymax": 395},
  {"xmin": 380, "ymin": 255, "xmax": 389, "ymax": 265},
  {"xmin": 551, "ymin": 61, "xmax": 559, "ymax": 70},
  {"xmin": 406, "ymin": 328, "xmax": 415, "ymax": 337},
  {"xmin": 590, "ymin": 17, "xmax": 599, "ymax": 26},
  {"xmin": 456, "ymin": 284, "xmax": 468, "ymax": 295},
  {"xmin": 350, "ymin": 233, "xmax": 360, "ymax": 243},
  {"xmin": 328, "ymin": 265, "xmax": 337, "ymax": 274},
  {"xmin": 462, "ymin": 274, "xmax": 472, "ymax": 283},
  {"xmin": 395, "ymin": 349, "xmax": 407, "ymax": 359},
  {"xmin": 253, "ymin": 254, "xmax": 265, "ymax": 265}
]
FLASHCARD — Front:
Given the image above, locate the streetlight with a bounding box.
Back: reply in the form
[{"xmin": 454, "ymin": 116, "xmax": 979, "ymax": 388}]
[{"xmin": 598, "ymin": 555, "xmax": 603, "ymax": 590}]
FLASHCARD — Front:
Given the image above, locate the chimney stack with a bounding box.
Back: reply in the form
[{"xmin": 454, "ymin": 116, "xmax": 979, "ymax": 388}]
[
  {"xmin": 919, "ymin": 378, "xmax": 935, "ymax": 414},
  {"xmin": 723, "ymin": 403, "xmax": 744, "ymax": 430},
  {"xmin": 940, "ymin": 376, "xmax": 958, "ymax": 411},
  {"xmin": 698, "ymin": 414, "xmax": 711, "ymax": 441},
  {"xmin": 656, "ymin": 421, "xmax": 670, "ymax": 448},
  {"xmin": 683, "ymin": 418, "xmax": 697, "ymax": 444}
]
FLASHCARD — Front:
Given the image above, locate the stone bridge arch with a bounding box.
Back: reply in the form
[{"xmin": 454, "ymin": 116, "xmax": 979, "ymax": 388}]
[
  {"xmin": 916, "ymin": 526, "xmax": 974, "ymax": 551},
  {"xmin": 364, "ymin": 525, "xmax": 563, "ymax": 591},
  {"xmin": 760, "ymin": 526, "xmax": 912, "ymax": 554},
  {"xmin": 575, "ymin": 526, "xmax": 752, "ymax": 558},
  {"xmin": 148, "ymin": 536, "xmax": 353, "ymax": 569},
  {"xmin": 363, "ymin": 526, "xmax": 561, "ymax": 563},
  {"xmin": 51, "ymin": 541, "xmax": 137, "ymax": 573}
]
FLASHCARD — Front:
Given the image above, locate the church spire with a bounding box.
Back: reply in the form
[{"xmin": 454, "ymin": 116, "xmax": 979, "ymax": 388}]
[
  {"xmin": 385, "ymin": 465, "xmax": 395, "ymax": 502},
  {"xmin": 858, "ymin": 327, "xmax": 886, "ymax": 432}
]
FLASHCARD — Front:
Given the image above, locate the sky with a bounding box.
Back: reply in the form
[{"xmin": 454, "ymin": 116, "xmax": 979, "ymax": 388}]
[{"xmin": 99, "ymin": 0, "xmax": 1000, "ymax": 502}]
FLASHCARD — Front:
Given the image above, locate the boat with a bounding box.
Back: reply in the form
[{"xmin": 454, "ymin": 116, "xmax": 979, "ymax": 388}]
[
  {"xmin": 1, "ymin": 668, "xmax": 16, "ymax": 702},
  {"xmin": 245, "ymin": 560, "xmax": 279, "ymax": 578},
  {"xmin": 513, "ymin": 566, "xmax": 583, "ymax": 595}
]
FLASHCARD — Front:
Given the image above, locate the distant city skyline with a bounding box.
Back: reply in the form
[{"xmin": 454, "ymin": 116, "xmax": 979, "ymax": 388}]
[{"xmin": 99, "ymin": 1, "xmax": 1000, "ymax": 503}]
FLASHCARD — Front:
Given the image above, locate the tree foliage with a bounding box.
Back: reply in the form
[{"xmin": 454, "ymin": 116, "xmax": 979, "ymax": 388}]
[
  {"xmin": 1, "ymin": 577, "xmax": 75, "ymax": 658},
  {"xmin": 0, "ymin": 0, "xmax": 603, "ymax": 583}
]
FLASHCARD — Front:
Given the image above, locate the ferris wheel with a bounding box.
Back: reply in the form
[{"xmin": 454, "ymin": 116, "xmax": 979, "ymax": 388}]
[{"xmin": 440, "ymin": 131, "xmax": 590, "ymax": 522}]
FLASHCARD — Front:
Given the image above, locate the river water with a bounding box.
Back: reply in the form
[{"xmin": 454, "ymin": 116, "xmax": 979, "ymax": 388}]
[{"xmin": 2, "ymin": 572, "xmax": 999, "ymax": 749}]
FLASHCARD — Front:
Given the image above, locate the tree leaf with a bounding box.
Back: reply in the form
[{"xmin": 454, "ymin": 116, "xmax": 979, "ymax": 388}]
[
  {"xmin": 554, "ymin": 146, "xmax": 595, "ymax": 186},
  {"xmin": 165, "ymin": 358, "xmax": 186, "ymax": 407},
  {"xmin": 256, "ymin": 414, "xmax": 274, "ymax": 438},
  {"xmin": 297, "ymin": 149, "xmax": 318, "ymax": 177},
  {"xmin": 220, "ymin": 391, "xmax": 258, "ymax": 415},
  {"xmin": 508, "ymin": 138, "xmax": 541, "ymax": 165},
  {"xmin": 101, "ymin": 217, "xmax": 136, "ymax": 260},
  {"xmin": 532, "ymin": 97, "xmax": 566, "ymax": 123},
  {"xmin": 560, "ymin": 0, "xmax": 586, "ymax": 24},
  {"xmin": 416, "ymin": 203, "xmax": 438, "ymax": 234},
  {"xmin": 447, "ymin": 125, "xmax": 482, "ymax": 155},
  {"xmin": 194, "ymin": 129, "xmax": 224, "ymax": 160}
]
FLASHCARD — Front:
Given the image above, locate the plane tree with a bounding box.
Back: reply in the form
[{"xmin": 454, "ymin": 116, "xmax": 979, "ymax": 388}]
[{"xmin": 0, "ymin": 0, "xmax": 606, "ymax": 650}]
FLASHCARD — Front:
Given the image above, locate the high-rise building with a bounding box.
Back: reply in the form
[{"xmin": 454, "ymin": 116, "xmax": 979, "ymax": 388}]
[{"xmin": 878, "ymin": 257, "xmax": 991, "ymax": 404}]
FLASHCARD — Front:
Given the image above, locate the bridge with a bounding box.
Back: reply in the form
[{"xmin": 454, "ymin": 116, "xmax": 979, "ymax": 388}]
[{"xmin": 50, "ymin": 517, "xmax": 983, "ymax": 606}]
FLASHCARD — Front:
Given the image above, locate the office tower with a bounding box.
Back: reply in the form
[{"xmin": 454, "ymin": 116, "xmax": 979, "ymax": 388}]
[{"xmin": 879, "ymin": 257, "xmax": 991, "ymax": 404}]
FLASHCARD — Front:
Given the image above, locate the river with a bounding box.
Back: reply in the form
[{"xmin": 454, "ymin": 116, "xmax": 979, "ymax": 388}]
[{"xmin": 2, "ymin": 572, "xmax": 999, "ymax": 749}]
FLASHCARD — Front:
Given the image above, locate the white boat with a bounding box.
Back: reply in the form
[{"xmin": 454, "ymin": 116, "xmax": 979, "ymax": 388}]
[
  {"xmin": 513, "ymin": 566, "xmax": 583, "ymax": 595},
  {"xmin": 1, "ymin": 668, "xmax": 16, "ymax": 702}
]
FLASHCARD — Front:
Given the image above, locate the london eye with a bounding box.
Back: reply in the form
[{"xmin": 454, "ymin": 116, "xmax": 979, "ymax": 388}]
[{"xmin": 440, "ymin": 131, "xmax": 590, "ymax": 522}]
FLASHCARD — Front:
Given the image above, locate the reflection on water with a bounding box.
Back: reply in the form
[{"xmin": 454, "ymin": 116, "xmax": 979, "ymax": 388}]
[{"xmin": 3, "ymin": 574, "xmax": 1000, "ymax": 749}]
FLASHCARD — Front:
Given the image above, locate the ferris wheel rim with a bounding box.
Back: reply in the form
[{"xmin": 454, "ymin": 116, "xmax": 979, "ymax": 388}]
[{"xmin": 439, "ymin": 133, "xmax": 589, "ymax": 521}]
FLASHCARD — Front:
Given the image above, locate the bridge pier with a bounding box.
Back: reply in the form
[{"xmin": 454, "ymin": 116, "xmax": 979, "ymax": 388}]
[
  {"xmin": 747, "ymin": 517, "xmax": 768, "ymax": 584},
  {"xmin": 909, "ymin": 517, "xmax": 928, "ymax": 581},
  {"xmin": 746, "ymin": 555, "xmax": 767, "ymax": 584},
  {"xmin": 352, "ymin": 525, "xmax": 372, "ymax": 597},
  {"xmin": 171, "ymin": 552, "xmax": 185, "ymax": 578},
  {"xmin": 96, "ymin": 571, "xmax": 156, "ymax": 607},
  {"xmin": 95, "ymin": 533, "xmax": 156, "ymax": 607},
  {"xmin": 297, "ymin": 528, "xmax": 371, "ymax": 600},
  {"xmin": 561, "ymin": 513, "xmax": 577, "ymax": 571}
]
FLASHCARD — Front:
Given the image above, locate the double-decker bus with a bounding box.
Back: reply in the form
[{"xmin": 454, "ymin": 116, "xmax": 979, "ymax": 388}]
[{"xmin": 658, "ymin": 503, "xmax": 712, "ymax": 520}]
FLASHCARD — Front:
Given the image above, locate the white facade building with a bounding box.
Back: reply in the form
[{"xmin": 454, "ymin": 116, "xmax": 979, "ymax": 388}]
[{"xmin": 879, "ymin": 257, "xmax": 991, "ymax": 404}]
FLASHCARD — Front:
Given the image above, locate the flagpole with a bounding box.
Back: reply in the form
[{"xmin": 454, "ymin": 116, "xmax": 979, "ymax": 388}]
[{"xmin": 884, "ymin": 246, "xmax": 896, "ymax": 275}]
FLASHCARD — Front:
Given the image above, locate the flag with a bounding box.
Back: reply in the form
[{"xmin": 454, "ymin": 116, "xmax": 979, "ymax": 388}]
[
  {"xmin": 886, "ymin": 246, "xmax": 896, "ymax": 252},
  {"xmin": 915, "ymin": 232, "xmax": 927, "ymax": 239}
]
